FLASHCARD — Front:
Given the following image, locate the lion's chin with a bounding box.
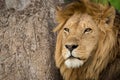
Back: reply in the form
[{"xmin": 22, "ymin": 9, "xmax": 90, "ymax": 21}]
[{"xmin": 65, "ymin": 58, "xmax": 84, "ymax": 68}]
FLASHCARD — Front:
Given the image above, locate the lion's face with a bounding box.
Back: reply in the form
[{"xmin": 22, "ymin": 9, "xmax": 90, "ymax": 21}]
[
  {"xmin": 62, "ymin": 13, "xmax": 100, "ymax": 68},
  {"xmin": 54, "ymin": 1, "xmax": 117, "ymax": 80}
]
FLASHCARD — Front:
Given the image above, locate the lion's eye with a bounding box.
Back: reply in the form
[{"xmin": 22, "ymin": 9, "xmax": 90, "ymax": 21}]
[
  {"xmin": 64, "ymin": 28, "xmax": 69, "ymax": 32},
  {"xmin": 84, "ymin": 28, "xmax": 92, "ymax": 33}
]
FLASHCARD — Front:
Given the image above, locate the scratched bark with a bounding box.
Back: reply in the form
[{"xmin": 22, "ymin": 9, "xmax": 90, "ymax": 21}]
[{"xmin": 0, "ymin": 0, "xmax": 63, "ymax": 80}]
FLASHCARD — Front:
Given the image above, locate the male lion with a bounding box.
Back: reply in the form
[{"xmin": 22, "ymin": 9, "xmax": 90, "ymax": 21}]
[{"xmin": 54, "ymin": 0, "xmax": 120, "ymax": 80}]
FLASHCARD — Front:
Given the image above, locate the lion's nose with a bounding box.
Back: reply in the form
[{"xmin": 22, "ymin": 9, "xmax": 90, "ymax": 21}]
[{"xmin": 65, "ymin": 44, "xmax": 78, "ymax": 52}]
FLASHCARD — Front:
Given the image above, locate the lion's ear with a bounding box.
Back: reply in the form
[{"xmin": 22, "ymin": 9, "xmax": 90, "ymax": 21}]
[
  {"xmin": 55, "ymin": 6, "xmax": 66, "ymax": 23},
  {"xmin": 102, "ymin": 6, "xmax": 115, "ymax": 26},
  {"xmin": 55, "ymin": 5, "xmax": 74, "ymax": 24},
  {"xmin": 53, "ymin": 6, "xmax": 66, "ymax": 32}
]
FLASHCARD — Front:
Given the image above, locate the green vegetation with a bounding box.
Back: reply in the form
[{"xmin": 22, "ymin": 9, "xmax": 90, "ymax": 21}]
[
  {"xmin": 91, "ymin": 0, "xmax": 120, "ymax": 11},
  {"xmin": 64, "ymin": 0, "xmax": 120, "ymax": 11},
  {"xmin": 110, "ymin": 0, "xmax": 120, "ymax": 11}
]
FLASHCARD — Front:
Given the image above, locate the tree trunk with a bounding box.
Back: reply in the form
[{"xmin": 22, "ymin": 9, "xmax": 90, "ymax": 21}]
[{"xmin": 0, "ymin": 0, "xmax": 63, "ymax": 80}]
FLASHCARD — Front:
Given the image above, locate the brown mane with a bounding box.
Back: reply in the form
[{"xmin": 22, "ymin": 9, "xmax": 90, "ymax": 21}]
[
  {"xmin": 54, "ymin": 0, "xmax": 111, "ymax": 32},
  {"xmin": 54, "ymin": 0, "xmax": 119, "ymax": 80}
]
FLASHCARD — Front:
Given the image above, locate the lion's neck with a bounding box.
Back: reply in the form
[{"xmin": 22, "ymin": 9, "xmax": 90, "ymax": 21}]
[
  {"xmin": 61, "ymin": 51, "xmax": 117, "ymax": 80},
  {"xmin": 61, "ymin": 64, "xmax": 99, "ymax": 80},
  {"xmin": 61, "ymin": 63, "xmax": 110, "ymax": 80}
]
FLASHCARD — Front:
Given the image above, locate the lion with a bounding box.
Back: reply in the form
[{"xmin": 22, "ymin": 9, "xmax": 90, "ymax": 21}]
[{"xmin": 54, "ymin": 0, "xmax": 120, "ymax": 80}]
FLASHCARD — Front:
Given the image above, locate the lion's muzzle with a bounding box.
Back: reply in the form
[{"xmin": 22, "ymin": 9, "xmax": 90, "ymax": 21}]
[{"xmin": 65, "ymin": 44, "xmax": 78, "ymax": 52}]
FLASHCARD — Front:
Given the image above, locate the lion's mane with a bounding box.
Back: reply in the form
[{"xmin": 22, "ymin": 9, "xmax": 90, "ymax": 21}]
[{"xmin": 54, "ymin": 0, "xmax": 119, "ymax": 80}]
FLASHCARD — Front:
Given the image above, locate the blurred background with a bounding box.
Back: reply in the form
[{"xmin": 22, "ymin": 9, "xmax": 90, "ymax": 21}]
[
  {"xmin": 64, "ymin": 0, "xmax": 120, "ymax": 11},
  {"xmin": 110, "ymin": 0, "xmax": 120, "ymax": 11}
]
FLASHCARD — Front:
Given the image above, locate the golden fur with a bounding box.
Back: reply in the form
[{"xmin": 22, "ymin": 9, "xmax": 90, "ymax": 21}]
[{"xmin": 54, "ymin": 0, "xmax": 119, "ymax": 80}]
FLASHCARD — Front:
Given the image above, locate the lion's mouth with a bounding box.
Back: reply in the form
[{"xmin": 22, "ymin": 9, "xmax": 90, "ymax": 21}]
[
  {"xmin": 65, "ymin": 56, "xmax": 86, "ymax": 68},
  {"xmin": 67, "ymin": 55, "xmax": 86, "ymax": 61}
]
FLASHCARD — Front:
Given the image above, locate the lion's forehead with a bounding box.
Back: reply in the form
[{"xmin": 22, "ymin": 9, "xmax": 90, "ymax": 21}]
[{"xmin": 65, "ymin": 14, "xmax": 96, "ymax": 29}]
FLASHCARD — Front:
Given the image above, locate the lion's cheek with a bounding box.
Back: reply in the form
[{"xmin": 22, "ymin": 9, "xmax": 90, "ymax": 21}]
[{"xmin": 62, "ymin": 47, "xmax": 71, "ymax": 59}]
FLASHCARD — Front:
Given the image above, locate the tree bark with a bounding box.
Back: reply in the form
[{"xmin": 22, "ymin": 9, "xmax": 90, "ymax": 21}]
[{"xmin": 0, "ymin": 0, "xmax": 63, "ymax": 80}]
